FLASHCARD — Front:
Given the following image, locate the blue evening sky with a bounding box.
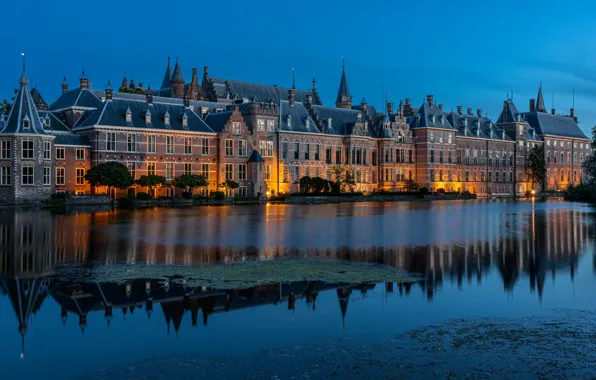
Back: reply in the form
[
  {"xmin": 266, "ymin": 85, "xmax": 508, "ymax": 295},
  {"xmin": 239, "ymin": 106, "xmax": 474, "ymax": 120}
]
[{"xmin": 1, "ymin": 0, "xmax": 595, "ymax": 134}]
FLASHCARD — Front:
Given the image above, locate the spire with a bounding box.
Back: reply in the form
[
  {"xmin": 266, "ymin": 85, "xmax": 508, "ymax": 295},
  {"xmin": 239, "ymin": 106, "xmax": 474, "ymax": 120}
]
[
  {"xmin": 536, "ymin": 81, "xmax": 546, "ymax": 113},
  {"xmin": 120, "ymin": 71, "xmax": 128, "ymax": 89},
  {"xmin": 292, "ymin": 68, "xmax": 296, "ymax": 90},
  {"xmin": 171, "ymin": 57, "xmax": 184, "ymax": 82},
  {"xmin": 160, "ymin": 57, "xmax": 172, "ymax": 90},
  {"xmin": 19, "ymin": 53, "xmax": 28, "ymax": 87},
  {"xmin": 335, "ymin": 57, "xmax": 352, "ymax": 109}
]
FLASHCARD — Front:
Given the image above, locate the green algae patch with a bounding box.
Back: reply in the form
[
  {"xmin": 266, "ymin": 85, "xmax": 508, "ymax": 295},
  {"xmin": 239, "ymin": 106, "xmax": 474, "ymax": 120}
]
[{"xmin": 55, "ymin": 259, "xmax": 420, "ymax": 289}]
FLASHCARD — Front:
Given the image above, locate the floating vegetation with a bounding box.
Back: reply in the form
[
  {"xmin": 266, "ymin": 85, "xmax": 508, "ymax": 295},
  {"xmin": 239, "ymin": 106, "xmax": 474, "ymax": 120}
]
[{"xmin": 55, "ymin": 259, "xmax": 420, "ymax": 289}]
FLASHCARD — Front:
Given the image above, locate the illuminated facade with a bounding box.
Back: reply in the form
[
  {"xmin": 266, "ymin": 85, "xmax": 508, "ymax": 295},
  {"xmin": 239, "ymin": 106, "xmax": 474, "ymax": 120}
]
[{"xmin": 0, "ymin": 60, "xmax": 590, "ymax": 202}]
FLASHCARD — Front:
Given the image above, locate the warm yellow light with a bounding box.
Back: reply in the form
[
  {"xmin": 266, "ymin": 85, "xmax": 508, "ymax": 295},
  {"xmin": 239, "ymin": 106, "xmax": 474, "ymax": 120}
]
[
  {"xmin": 531, "ymin": 190, "xmax": 536, "ymax": 195},
  {"xmin": 266, "ymin": 191, "xmax": 271, "ymax": 197}
]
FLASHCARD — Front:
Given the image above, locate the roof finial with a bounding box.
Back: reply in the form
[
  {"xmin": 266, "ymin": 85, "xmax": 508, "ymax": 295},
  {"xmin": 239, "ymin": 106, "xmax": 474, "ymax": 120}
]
[
  {"xmin": 176, "ymin": 56, "xmax": 179, "ymax": 63},
  {"xmin": 572, "ymin": 88, "xmax": 575, "ymax": 108},
  {"xmin": 342, "ymin": 56, "xmax": 345, "ymax": 72},
  {"xmin": 292, "ymin": 68, "xmax": 295, "ymax": 90},
  {"xmin": 167, "ymin": 56, "xmax": 171, "ymax": 67},
  {"xmin": 19, "ymin": 53, "xmax": 29, "ymax": 86},
  {"xmin": 312, "ymin": 77, "xmax": 316, "ymax": 90},
  {"xmin": 21, "ymin": 52, "xmax": 25, "ymax": 73}
]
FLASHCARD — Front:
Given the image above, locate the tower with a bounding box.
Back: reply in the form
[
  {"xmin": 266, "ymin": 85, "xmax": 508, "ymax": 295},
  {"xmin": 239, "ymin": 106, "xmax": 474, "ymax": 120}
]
[
  {"xmin": 170, "ymin": 57, "xmax": 185, "ymax": 99},
  {"xmin": 160, "ymin": 57, "xmax": 172, "ymax": 90},
  {"xmin": 335, "ymin": 57, "xmax": 352, "ymax": 109}
]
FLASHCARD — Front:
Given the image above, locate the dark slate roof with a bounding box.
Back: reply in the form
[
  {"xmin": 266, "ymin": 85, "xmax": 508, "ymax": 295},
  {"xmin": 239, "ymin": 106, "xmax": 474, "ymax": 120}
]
[
  {"xmin": 496, "ymin": 100, "xmax": 523, "ymax": 124},
  {"xmin": 536, "ymin": 85, "xmax": 547, "ymax": 113},
  {"xmin": 522, "ymin": 112, "xmax": 588, "ymax": 139},
  {"xmin": 38, "ymin": 110, "xmax": 71, "ymax": 132},
  {"xmin": 204, "ymin": 111, "xmax": 231, "ymax": 132},
  {"xmin": 247, "ymin": 150, "xmax": 264, "ymax": 163},
  {"xmin": 311, "ymin": 105, "xmax": 359, "ymax": 135},
  {"xmin": 446, "ymin": 112, "xmax": 512, "ymax": 141},
  {"xmin": 74, "ymin": 98, "xmax": 214, "ymax": 133},
  {"xmin": 171, "ymin": 61, "xmax": 184, "ymax": 82},
  {"xmin": 160, "ymin": 58, "xmax": 172, "ymax": 90},
  {"xmin": 30, "ymin": 88, "xmax": 47, "ymax": 107},
  {"xmin": 53, "ymin": 133, "xmax": 91, "ymax": 146},
  {"xmin": 210, "ymin": 78, "xmax": 321, "ymax": 105},
  {"xmin": 280, "ymin": 101, "xmax": 320, "ymax": 133},
  {"xmin": 377, "ymin": 115, "xmax": 393, "ymax": 138},
  {"xmin": 409, "ymin": 101, "xmax": 455, "ymax": 130},
  {"xmin": 335, "ymin": 64, "xmax": 351, "ymax": 104},
  {"xmin": 351, "ymin": 104, "xmax": 378, "ymax": 121},
  {"xmin": 1, "ymin": 71, "xmax": 50, "ymax": 135},
  {"xmin": 49, "ymin": 88, "xmax": 102, "ymax": 111}
]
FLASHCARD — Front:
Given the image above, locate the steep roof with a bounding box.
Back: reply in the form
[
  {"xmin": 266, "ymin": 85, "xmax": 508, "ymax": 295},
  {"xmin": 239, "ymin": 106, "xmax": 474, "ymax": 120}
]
[
  {"xmin": 30, "ymin": 88, "xmax": 47, "ymax": 109},
  {"xmin": 409, "ymin": 101, "xmax": 455, "ymax": 130},
  {"xmin": 536, "ymin": 84, "xmax": 547, "ymax": 113},
  {"xmin": 335, "ymin": 60, "xmax": 351, "ymax": 104},
  {"xmin": 74, "ymin": 98, "xmax": 214, "ymax": 133},
  {"xmin": 247, "ymin": 150, "xmax": 264, "ymax": 162},
  {"xmin": 496, "ymin": 100, "xmax": 524, "ymax": 124},
  {"xmin": 204, "ymin": 111, "xmax": 231, "ymax": 132},
  {"xmin": 1, "ymin": 70, "xmax": 50, "ymax": 135},
  {"xmin": 49, "ymin": 87, "xmax": 102, "ymax": 111},
  {"xmin": 522, "ymin": 112, "xmax": 588, "ymax": 139},
  {"xmin": 209, "ymin": 78, "xmax": 321, "ymax": 105},
  {"xmin": 160, "ymin": 57, "xmax": 172, "ymax": 90},
  {"xmin": 279, "ymin": 101, "xmax": 320, "ymax": 133},
  {"xmin": 171, "ymin": 60, "xmax": 184, "ymax": 82},
  {"xmin": 38, "ymin": 110, "xmax": 70, "ymax": 132},
  {"xmin": 447, "ymin": 112, "xmax": 512, "ymax": 141},
  {"xmin": 311, "ymin": 105, "xmax": 359, "ymax": 135}
]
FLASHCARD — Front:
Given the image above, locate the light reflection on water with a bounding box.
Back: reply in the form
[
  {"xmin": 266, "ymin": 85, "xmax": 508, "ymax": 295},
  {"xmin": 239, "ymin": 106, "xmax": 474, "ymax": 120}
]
[{"xmin": 1, "ymin": 200, "xmax": 596, "ymax": 379}]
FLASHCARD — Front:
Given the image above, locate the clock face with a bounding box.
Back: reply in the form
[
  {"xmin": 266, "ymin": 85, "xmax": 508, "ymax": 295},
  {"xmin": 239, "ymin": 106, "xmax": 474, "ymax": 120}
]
[{"xmin": 342, "ymin": 96, "xmax": 347, "ymax": 101}]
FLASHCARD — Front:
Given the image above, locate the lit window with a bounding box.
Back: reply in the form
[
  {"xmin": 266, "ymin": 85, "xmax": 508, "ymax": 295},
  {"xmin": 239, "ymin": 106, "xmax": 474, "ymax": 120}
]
[
  {"xmin": 257, "ymin": 119, "xmax": 265, "ymax": 131},
  {"xmin": 125, "ymin": 108, "xmax": 132, "ymax": 123},
  {"xmin": 147, "ymin": 162, "xmax": 156, "ymax": 176},
  {"xmin": 76, "ymin": 168, "xmax": 85, "ymax": 185},
  {"xmin": 265, "ymin": 164, "xmax": 271, "ymax": 180},
  {"xmin": 232, "ymin": 122, "xmax": 241, "ymax": 135},
  {"xmin": 164, "ymin": 112, "xmax": 170, "ymax": 126},
  {"xmin": 145, "ymin": 110, "xmax": 151, "ymax": 124},
  {"xmin": 267, "ymin": 119, "xmax": 275, "ymax": 132}
]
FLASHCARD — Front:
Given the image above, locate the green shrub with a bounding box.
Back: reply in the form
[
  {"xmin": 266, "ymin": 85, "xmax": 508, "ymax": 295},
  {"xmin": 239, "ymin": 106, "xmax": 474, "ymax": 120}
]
[
  {"xmin": 181, "ymin": 192, "xmax": 192, "ymax": 199},
  {"xmin": 211, "ymin": 191, "xmax": 225, "ymax": 200},
  {"xmin": 136, "ymin": 192, "xmax": 153, "ymax": 200}
]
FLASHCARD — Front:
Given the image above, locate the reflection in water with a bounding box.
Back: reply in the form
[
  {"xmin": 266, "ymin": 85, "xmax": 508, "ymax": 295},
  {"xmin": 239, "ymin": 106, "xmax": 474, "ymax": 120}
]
[{"xmin": 0, "ymin": 202, "xmax": 594, "ymax": 370}]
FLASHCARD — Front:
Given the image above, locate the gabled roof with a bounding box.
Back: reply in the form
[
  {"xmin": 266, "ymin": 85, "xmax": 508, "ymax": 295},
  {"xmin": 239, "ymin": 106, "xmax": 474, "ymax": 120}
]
[
  {"xmin": 1, "ymin": 70, "xmax": 50, "ymax": 135},
  {"xmin": 30, "ymin": 88, "xmax": 47, "ymax": 109},
  {"xmin": 496, "ymin": 100, "xmax": 525, "ymax": 124},
  {"xmin": 247, "ymin": 150, "xmax": 264, "ymax": 163},
  {"xmin": 204, "ymin": 111, "xmax": 231, "ymax": 132},
  {"xmin": 209, "ymin": 78, "xmax": 321, "ymax": 105},
  {"xmin": 522, "ymin": 112, "xmax": 588, "ymax": 139},
  {"xmin": 160, "ymin": 57, "xmax": 172, "ymax": 90},
  {"xmin": 38, "ymin": 110, "xmax": 70, "ymax": 132},
  {"xmin": 279, "ymin": 101, "xmax": 320, "ymax": 133},
  {"xmin": 49, "ymin": 87, "xmax": 102, "ymax": 111},
  {"xmin": 74, "ymin": 98, "xmax": 214, "ymax": 133},
  {"xmin": 409, "ymin": 101, "xmax": 455, "ymax": 130}
]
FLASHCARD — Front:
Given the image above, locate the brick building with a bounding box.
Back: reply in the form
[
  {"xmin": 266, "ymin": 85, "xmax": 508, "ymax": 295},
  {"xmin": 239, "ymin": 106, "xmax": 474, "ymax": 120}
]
[{"xmin": 0, "ymin": 59, "xmax": 590, "ymax": 203}]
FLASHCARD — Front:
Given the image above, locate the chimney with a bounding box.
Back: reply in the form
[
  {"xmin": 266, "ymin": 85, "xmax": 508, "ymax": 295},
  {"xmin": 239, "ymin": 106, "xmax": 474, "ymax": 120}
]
[
  {"xmin": 146, "ymin": 85, "xmax": 153, "ymax": 104},
  {"xmin": 61, "ymin": 77, "xmax": 69, "ymax": 94},
  {"xmin": 183, "ymin": 89, "xmax": 190, "ymax": 108},
  {"xmin": 551, "ymin": 108, "xmax": 555, "ymax": 115},
  {"xmin": 570, "ymin": 108, "xmax": 575, "ymax": 119},
  {"xmin": 79, "ymin": 71, "xmax": 88, "ymax": 89},
  {"xmin": 467, "ymin": 108, "xmax": 473, "ymax": 115},
  {"xmin": 192, "ymin": 68, "xmax": 199, "ymax": 85},
  {"xmin": 405, "ymin": 98, "xmax": 411, "ymax": 106},
  {"xmin": 438, "ymin": 104, "xmax": 443, "ymax": 112},
  {"xmin": 386, "ymin": 102, "xmax": 394, "ymax": 115},
  {"xmin": 105, "ymin": 80, "xmax": 113, "ymax": 100},
  {"xmin": 426, "ymin": 95, "xmax": 434, "ymax": 106},
  {"xmin": 139, "ymin": 82, "xmax": 144, "ymax": 89},
  {"xmin": 476, "ymin": 109, "xmax": 482, "ymax": 117},
  {"xmin": 305, "ymin": 94, "xmax": 312, "ymax": 109},
  {"xmin": 288, "ymin": 88, "xmax": 295, "ymax": 106},
  {"xmin": 203, "ymin": 66, "xmax": 209, "ymax": 77},
  {"xmin": 529, "ymin": 98, "xmax": 535, "ymax": 112},
  {"xmin": 457, "ymin": 105, "xmax": 462, "ymax": 115}
]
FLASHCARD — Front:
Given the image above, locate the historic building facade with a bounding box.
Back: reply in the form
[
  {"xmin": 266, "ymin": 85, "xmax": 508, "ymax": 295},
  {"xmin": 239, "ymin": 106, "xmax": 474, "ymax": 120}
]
[{"xmin": 0, "ymin": 59, "xmax": 591, "ymax": 203}]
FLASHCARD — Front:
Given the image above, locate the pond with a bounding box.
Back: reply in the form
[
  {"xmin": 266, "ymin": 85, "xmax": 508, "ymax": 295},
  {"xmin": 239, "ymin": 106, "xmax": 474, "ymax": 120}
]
[{"xmin": 1, "ymin": 200, "xmax": 595, "ymax": 379}]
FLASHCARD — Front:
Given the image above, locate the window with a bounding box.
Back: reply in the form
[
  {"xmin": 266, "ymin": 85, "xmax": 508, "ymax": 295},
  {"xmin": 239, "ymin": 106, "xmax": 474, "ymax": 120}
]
[
  {"xmin": 580, "ymin": 153, "xmax": 583, "ymax": 165},
  {"xmin": 184, "ymin": 137, "xmax": 192, "ymax": 154},
  {"xmin": 465, "ymin": 149, "xmax": 470, "ymax": 165},
  {"xmin": 430, "ymin": 150, "xmax": 435, "ymax": 163},
  {"xmin": 293, "ymin": 166, "xmax": 299, "ymax": 183},
  {"xmin": 127, "ymin": 162, "xmax": 136, "ymax": 179},
  {"xmin": 439, "ymin": 131, "xmax": 444, "ymax": 143},
  {"xmin": 265, "ymin": 164, "xmax": 271, "ymax": 180},
  {"xmin": 182, "ymin": 114, "xmax": 188, "ymax": 128},
  {"xmin": 325, "ymin": 146, "xmax": 332, "ymax": 163},
  {"xmin": 43, "ymin": 141, "xmax": 51, "ymax": 160},
  {"xmin": 429, "ymin": 130, "xmax": 435, "ymax": 143},
  {"xmin": 126, "ymin": 109, "xmax": 132, "ymax": 123},
  {"xmin": 573, "ymin": 153, "xmax": 577, "ymax": 165},
  {"xmin": 22, "ymin": 118, "xmax": 30, "ymax": 130},
  {"xmin": 495, "ymin": 152, "xmax": 500, "ymax": 166},
  {"xmin": 201, "ymin": 138, "xmax": 209, "ymax": 155},
  {"xmin": 232, "ymin": 122, "xmax": 241, "ymax": 135},
  {"xmin": 56, "ymin": 167, "xmax": 65, "ymax": 185},
  {"xmin": 1, "ymin": 140, "xmax": 10, "ymax": 159},
  {"xmin": 107, "ymin": 132, "xmax": 116, "ymax": 151},
  {"xmin": 225, "ymin": 139, "xmax": 234, "ymax": 156},
  {"xmin": 127, "ymin": 134, "xmax": 137, "ymax": 152},
  {"xmin": 509, "ymin": 152, "xmax": 513, "ymax": 166},
  {"xmin": 238, "ymin": 140, "xmax": 247, "ymax": 157},
  {"xmin": 145, "ymin": 110, "xmax": 151, "ymax": 124},
  {"xmin": 305, "ymin": 144, "xmax": 310, "ymax": 160},
  {"xmin": 184, "ymin": 163, "xmax": 192, "ymax": 175},
  {"xmin": 447, "ymin": 133, "xmax": 452, "ymax": 144},
  {"xmin": 314, "ymin": 145, "xmax": 320, "ymax": 161},
  {"xmin": 547, "ymin": 151, "xmax": 551, "ymax": 163},
  {"xmin": 372, "ymin": 149, "xmax": 377, "ymax": 166},
  {"xmin": 43, "ymin": 167, "xmax": 51, "ymax": 185},
  {"xmin": 409, "ymin": 150, "xmax": 413, "ymax": 163},
  {"xmin": 1, "ymin": 167, "xmax": 10, "ymax": 185},
  {"xmin": 267, "ymin": 119, "xmax": 275, "ymax": 132},
  {"xmin": 283, "ymin": 143, "xmax": 289, "ymax": 160},
  {"xmin": 439, "ymin": 151, "xmax": 444, "ymax": 163},
  {"xmin": 238, "ymin": 164, "xmax": 247, "ymax": 180},
  {"xmin": 43, "ymin": 117, "xmax": 50, "ymax": 129},
  {"xmin": 238, "ymin": 186, "xmax": 247, "ymax": 196},
  {"xmin": 260, "ymin": 140, "xmax": 273, "ymax": 157},
  {"xmin": 22, "ymin": 140, "xmax": 34, "ymax": 159},
  {"xmin": 164, "ymin": 113, "xmax": 170, "ymax": 126},
  {"xmin": 147, "ymin": 162, "xmax": 156, "ymax": 176},
  {"xmin": 21, "ymin": 166, "xmax": 34, "ymax": 185},
  {"xmin": 74, "ymin": 148, "xmax": 84, "ymax": 161},
  {"xmin": 201, "ymin": 163, "xmax": 209, "ymax": 179},
  {"xmin": 336, "ymin": 147, "xmax": 342, "ymax": 164},
  {"xmin": 448, "ymin": 151, "xmax": 452, "ymax": 164},
  {"xmin": 166, "ymin": 136, "xmax": 174, "ymax": 153},
  {"xmin": 561, "ymin": 152, "xmax": 564, "ymax": 164},
  {"xmin": 294, "ymin": 143, "xmax": 300, "ymax": 159},
  {"xmin": 225, "ymin": 163, "xmax": 233, "ymax": 180},
  {"xmin": 257, "ymin": 119, "xmax": 265, "ymax": 131},
  {"xmin": 147, "ymin": 135, "xmax": 156, "ymax": 153},
  {"xmin": 76, "ymin": 168, "xmax": 85, "ymax": 185},
  {"xmin": 166, "ymin": 163, "xmax": 174, "ymax": 179}
]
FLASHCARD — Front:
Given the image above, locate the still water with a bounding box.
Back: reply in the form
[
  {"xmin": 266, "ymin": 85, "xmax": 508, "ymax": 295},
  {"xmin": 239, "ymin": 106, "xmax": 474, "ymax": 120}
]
[{"xmin": 1, "ymin": 200, "xmax": 595, "ymax": 379}]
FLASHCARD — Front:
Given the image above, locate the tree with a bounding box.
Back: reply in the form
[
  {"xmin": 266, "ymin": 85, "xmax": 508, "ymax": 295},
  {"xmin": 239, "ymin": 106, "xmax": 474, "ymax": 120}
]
[
  {"xmin": 404, "ymin": 179, "xmax": 419, "ymax": 192},
  {"xmin": 328, "ymin": 165, "xmax": 356, "ymax": 193},
  {"xmin": 525, "ymin": 144, "xmax": 546, "ymax": 191},
  {"xmin": 172, "ymin": 174, "xmax": 208, "ymax": 193},
  {"xmin": 84, "ymin": 161, "xmax": 134, "ymax": 196},
  {"xmin": 0, "ymin": 88, "xmax": 18, "ymax": 116},
  {"xmin": 582, "ymin": 125, "xmax": 596, "ymax": 185},
  {"xmin": 219, "ymin": 179, "xmax": 239, "ymax": 195},
  {"xmin": 136, "ymin": 175, "xmax": 167, "ymax": 196},
  {"xmin": 299, "ymin": 176, "xmax": 313, "ymax": 193},
  {"xmin": 311, "ymin": 177, "xmax": 329, "ymax": 193}
]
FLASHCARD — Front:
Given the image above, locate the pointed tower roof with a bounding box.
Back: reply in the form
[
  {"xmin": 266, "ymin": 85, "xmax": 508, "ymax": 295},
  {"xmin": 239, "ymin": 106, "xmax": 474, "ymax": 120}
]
[
  {"xmin": 1, "ymin": 61, "xmax": 50, "ymax": 135},
  {"xmin": 30, "ymin": 88, "xmax": 47, "ymax": 110},
  {"xmin": 335, "ymin": 57, "xmax": 351, "ymax": 105},
  {"xmin": 160, "ymin": 57, "xmax": 172, "ymax": 90},
  {"xmin": 536, "ymin": 82, "xmax": 547, "ymax": 113},
  {"xmin": 120, "ymin": 71, "xmax": 128, "ymax": 88},
  {"xmin": 171, "ymin": 57, "xmax": 184, "ymax": 82}
]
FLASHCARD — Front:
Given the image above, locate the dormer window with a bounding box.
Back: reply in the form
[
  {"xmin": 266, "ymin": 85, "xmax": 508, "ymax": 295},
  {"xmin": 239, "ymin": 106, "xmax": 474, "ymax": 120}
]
[
  {"xmin": 357, "ymin": 111, "xmax": 362, "ymax": 122},
  {"xmin": 164, "ymin": 112, "xmax": 170, "ymax": 126},
  {"xmin": 43, "ymin": 116, "xmax": 50, "ymax": 129},
  {"xmin": 232, "ymin": 122, "xmax": 241, "ymax": 135},
  {"xmin": 305, "ymin": 117, "xmax": 310, "ymax": 129},
  {"xmin": 182, "ymin": 113, "xmax": 188, "ymax": 129},
  {"xmin": 286, "ymin": 115, "xmax": 292, "ymax": 126},
  {"xmin": 22, "ymin": 116, "xmax": 30, "ymax": 131},
  {"xmin": 431, "ymin": 115, "xmax": 436, "ymax": 124},
  {"xmin": 145, "ymin": 110, "xmax": 151, "ymax": 124},
  {"xmin": 125, "ymin": 108, "xmax": 132, "ymax": 123},
  {"xmin": 327, "ymin": 118, "xmax": 332, "ymax": 128}
]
